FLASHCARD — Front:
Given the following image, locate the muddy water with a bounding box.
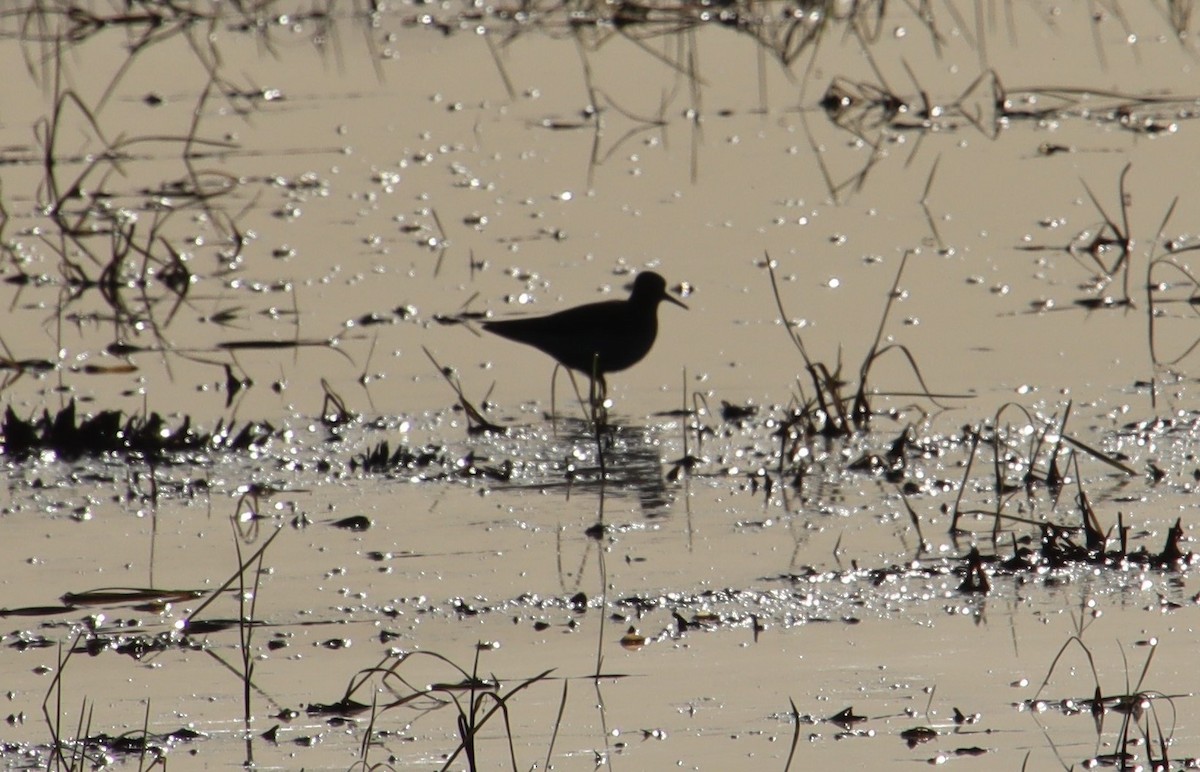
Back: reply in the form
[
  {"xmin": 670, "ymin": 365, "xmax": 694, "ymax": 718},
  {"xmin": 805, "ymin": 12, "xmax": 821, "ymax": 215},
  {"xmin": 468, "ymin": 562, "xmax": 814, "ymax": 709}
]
[{"xmin": 2, "ymin": 3, "xmax": 1200, "ymax": 770}]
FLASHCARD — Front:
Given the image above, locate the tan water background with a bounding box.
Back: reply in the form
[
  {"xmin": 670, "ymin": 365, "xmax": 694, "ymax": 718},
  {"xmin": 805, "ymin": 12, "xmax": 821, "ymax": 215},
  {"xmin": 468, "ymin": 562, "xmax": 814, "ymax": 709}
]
[{"xmin": 2, "ymin": 2, "xmax": 1200, "ymax": 770}]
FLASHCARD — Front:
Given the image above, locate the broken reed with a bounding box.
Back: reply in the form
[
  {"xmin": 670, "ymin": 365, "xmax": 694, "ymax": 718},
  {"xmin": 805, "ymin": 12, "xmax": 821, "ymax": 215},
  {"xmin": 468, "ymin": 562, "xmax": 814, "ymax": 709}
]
[
  {"xmin": 31, "ymin": 505, "xmax": 281, "ymax": 769},
  {"xmin": 767, "ymin": 250, "xmax": 948, "ymax": 452},
  {"xmin": 311, "ymin": 648, "xmax": 555, "ymax": 772},
  {"xmin": 1031, "ymin": 633, "xmax": 1179, "ymax": 770}
]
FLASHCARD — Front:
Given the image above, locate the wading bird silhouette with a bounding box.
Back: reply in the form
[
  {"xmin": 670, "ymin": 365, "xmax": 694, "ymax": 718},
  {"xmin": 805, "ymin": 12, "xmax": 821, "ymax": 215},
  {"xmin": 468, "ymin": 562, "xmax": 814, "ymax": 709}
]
[{"xmin": 483, "ymin": 271, "xmax": 687, "ymax": 400}]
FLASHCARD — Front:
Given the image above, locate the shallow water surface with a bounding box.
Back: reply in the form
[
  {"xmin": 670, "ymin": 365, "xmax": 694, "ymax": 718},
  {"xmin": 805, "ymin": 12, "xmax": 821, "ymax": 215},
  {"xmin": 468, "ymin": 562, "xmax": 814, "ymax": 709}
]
[{"xmin": 2, "ymin": 2, "xmax": 1200, "ymax": 770}]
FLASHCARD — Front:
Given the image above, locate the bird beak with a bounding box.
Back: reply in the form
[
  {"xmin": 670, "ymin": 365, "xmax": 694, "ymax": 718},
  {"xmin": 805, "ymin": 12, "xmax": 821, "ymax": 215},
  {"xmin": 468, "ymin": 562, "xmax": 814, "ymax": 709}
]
[{"xmin": 664, "ymin": 293, "xmax": 688, "ymax": 310}]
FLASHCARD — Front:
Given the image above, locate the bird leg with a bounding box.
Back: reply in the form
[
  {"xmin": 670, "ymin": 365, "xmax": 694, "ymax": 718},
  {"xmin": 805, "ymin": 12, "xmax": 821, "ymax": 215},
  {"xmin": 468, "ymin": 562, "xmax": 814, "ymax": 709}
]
[{"xmin": 588, "ymin": 358, "xmax": 609, "ymax": 430}]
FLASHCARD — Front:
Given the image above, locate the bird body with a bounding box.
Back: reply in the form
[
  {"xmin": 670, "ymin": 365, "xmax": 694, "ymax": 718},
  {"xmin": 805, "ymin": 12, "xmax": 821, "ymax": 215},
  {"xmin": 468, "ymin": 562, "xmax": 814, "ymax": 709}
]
[{"xmin": 483, "ymin": 272, "xmax": 686, "ymax": 390}]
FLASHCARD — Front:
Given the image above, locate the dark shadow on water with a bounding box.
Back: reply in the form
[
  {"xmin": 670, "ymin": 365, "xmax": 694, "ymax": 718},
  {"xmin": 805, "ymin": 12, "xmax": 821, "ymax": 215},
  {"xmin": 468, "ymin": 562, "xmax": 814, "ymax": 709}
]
[{"xmin": 506, "ymin": 416, "xmax": 674, "ymax": 517}]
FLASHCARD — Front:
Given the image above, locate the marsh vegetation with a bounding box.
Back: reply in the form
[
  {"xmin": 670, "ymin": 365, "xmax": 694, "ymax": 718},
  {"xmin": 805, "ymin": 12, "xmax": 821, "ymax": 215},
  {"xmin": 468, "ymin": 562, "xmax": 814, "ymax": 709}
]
[{"xmin": 3, "ymin": 1, "xmax": 1200, "ymax": 769}]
